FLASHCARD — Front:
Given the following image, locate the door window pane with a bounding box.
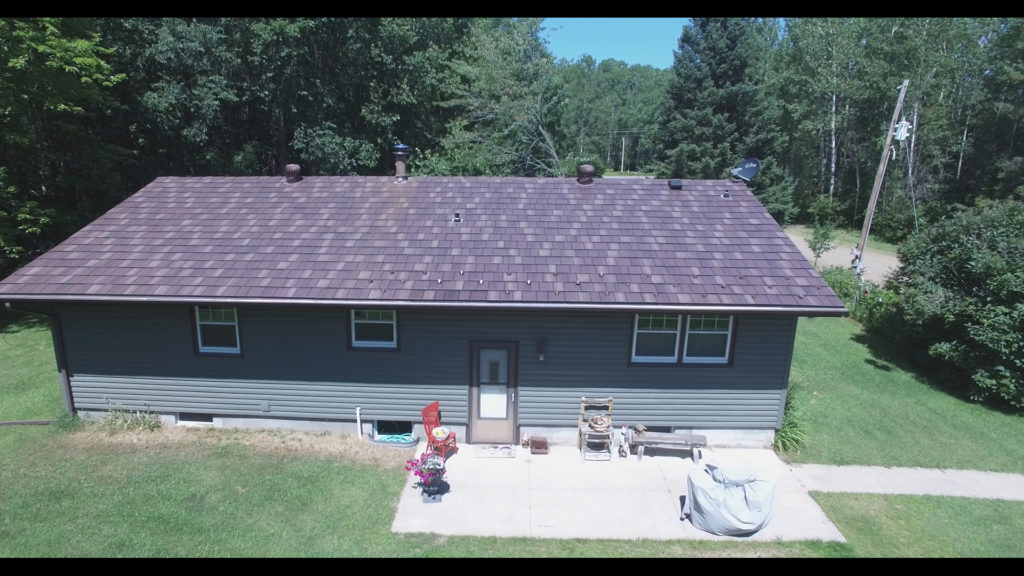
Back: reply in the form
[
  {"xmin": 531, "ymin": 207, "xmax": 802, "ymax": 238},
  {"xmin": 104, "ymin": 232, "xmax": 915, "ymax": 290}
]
[{"xmin": 479, "ymin": 349, "xmax": 508, "ymax": 418}]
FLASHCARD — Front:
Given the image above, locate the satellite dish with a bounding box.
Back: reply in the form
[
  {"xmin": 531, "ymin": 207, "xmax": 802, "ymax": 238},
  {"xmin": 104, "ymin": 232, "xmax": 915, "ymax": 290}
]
[{"xmin": 730, "ymin": 158, "xmax": 761, "ymax": 182}]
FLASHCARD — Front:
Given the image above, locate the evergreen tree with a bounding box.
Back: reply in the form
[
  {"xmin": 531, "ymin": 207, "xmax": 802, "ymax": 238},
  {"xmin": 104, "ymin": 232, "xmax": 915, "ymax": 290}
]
[{"xmin": 658, "ymin": 18, "xmax": 764, "ymax": 179}]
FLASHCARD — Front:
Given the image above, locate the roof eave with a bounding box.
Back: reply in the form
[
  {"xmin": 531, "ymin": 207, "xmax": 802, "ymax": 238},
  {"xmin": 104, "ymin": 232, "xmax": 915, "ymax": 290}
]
[{"xmin": 1, "ymin": 294, "xmax": 849, "ymax": 317}]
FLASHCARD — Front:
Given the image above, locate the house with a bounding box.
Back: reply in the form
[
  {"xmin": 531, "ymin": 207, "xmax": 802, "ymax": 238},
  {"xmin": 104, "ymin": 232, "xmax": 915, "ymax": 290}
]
[{"xmin": 0, "ymin": 149, "xmax": 847, "ymax": 448}]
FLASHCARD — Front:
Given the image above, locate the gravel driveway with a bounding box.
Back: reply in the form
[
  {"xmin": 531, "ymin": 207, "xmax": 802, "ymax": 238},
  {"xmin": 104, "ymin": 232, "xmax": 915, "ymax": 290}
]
[{"xmin": 785, "ymin": 231, "xmax": 900, "ymax": 285}]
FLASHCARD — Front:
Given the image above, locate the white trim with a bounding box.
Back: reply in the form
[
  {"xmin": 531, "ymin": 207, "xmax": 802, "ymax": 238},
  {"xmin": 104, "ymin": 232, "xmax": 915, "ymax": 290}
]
[
  {"xmin": 630, "ymin": 313, "xmax": 681, "ymax": 363},
  {"xmin": 682, "ymin": 314, "xmax": 733, "ymax": 364},
  {"xmin": 194, "ymin": 305, "xmax": 241, "ymax": 354},
  {"xmin": 350, "ymin": 309, "xmax": 398, "ymax": 348}
]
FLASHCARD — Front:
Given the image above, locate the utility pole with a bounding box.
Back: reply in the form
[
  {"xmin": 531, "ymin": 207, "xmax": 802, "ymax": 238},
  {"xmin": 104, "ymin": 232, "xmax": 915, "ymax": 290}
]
[
  {"xmin": 853, "ymin": 79, "xmax": 909, "ymax": 278},
  {"xmin": 621, "ymin": 136, "xmax": 626, "ymax": 173}
]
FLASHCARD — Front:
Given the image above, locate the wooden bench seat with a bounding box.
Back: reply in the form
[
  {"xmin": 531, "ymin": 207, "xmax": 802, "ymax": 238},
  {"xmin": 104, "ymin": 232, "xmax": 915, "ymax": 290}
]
[{"xmin": 626, "ymin": 429, "xmax": 708, "ymax": 462}]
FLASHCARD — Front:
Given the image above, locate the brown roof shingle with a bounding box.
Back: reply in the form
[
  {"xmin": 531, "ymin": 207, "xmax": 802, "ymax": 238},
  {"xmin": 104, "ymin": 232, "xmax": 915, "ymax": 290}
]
[{"xmin": 0, "ymin": 175, "xmax": 847, "ymax": 315}]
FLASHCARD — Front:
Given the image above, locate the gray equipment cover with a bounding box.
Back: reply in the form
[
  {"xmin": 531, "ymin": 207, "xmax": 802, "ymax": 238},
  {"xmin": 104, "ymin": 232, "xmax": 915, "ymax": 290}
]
[{"xmin": 685, "ymin": 463, "xmax": 776, "ymax": 536}]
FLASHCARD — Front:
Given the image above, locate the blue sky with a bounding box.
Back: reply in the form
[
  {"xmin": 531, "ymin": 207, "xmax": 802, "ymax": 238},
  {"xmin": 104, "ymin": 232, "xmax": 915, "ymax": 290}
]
[{"xmin": 540, "ymin": 18, "xmax": 690, "ymax": 69}]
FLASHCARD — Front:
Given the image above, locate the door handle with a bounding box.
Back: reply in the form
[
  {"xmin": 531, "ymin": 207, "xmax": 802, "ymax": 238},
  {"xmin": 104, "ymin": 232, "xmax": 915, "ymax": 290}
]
[{"xmin": 511, "ymin": 391, "xmax": 515, "ymax": 403}]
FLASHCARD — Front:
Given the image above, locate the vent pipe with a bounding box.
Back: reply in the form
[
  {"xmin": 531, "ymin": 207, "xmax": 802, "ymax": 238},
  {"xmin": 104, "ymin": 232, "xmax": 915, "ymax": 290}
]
[
  {"xmin": 284, "ymin": 164, "xmax": 302, "ymax": 183},
  {"xmin": 576, "ymin": 164, "xmax": 595, "ymax": 185},
  {"xmin": 393, "ymin": 143, "xmax": 410, "ymax": 182}
]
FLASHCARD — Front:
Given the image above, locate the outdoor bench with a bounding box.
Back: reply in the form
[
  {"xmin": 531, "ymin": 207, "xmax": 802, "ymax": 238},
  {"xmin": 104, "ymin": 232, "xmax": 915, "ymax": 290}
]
[{"xmin": 626, "ymin": 429, "xmax": 708, "ymax": 462}]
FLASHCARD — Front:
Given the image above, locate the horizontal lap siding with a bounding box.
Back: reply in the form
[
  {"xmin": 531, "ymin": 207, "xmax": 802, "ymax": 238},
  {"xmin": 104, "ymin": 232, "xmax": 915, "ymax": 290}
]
[
  {"xmin": 71, "ymin": 376, "xmax": 464, "ymax": 422},
  {"xmin": 514, "ymin": 314, "xmax": 796, "ymax": 429},
  {"xmin": 60, "ymin": 303, "xmax": 468, "ymax": 422},
  {"xmin": 58, "ymin": 304, "xmax": 797, "ymax": 429}
]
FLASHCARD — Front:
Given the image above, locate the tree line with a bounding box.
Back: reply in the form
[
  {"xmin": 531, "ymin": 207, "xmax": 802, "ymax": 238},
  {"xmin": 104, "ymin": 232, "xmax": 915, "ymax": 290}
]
[
  {"xmin": 1, "ymin": 17, "xmax": 1021, "ymax": 409},
  {"xmin": 2, "ymin": 18, "xmax": 1020, "ymax": 266}
]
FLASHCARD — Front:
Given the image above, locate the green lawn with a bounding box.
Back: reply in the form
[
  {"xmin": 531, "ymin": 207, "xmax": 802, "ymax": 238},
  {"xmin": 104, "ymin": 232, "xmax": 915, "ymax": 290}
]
[
  {"xmin": 786, "ymin": 316, "xmax": 1024, "ymax": 473},
  {"xmin": 1, "ymin": 310, "xmax": 1022, "ymax": 557}
]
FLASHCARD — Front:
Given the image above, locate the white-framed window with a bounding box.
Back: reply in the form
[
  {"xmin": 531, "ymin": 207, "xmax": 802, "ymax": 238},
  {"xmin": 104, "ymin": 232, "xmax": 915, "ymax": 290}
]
[
  {"xmin": 195, "ymin": 305, "xmax": 240, "ymax": 354},
  {"xmin": 682, "ymin": 315, "xmax": 733, "ymax": 364},
  {"xmin": 351, "ymin": 309, "xmax": 398, "ymax": 348},
  {"xmin": 631, "ymin": 313, "xmax": 681, "ymax": 363}
]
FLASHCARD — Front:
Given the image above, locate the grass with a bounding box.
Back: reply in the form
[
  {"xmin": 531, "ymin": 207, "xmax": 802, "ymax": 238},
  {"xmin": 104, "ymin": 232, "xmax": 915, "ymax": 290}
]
[
  {"xmin": 786, "ymin": 316, "xmax": 1024, "ymax": 473},
  {"xmin": 784, "ymin": 224, "xmax": 901, "ymax": 256},
  {"xmin": 1, "ymin": 308, "xmax": 1022, "ymax": 557},
  {"xmin": 0, "ymin": 311, "xmax": 65, "ymax": 455}
]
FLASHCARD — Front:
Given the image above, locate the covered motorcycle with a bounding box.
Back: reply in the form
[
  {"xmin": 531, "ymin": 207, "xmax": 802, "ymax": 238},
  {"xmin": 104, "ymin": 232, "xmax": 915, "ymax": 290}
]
[{"xmin": 684, "ymin": 463, "xmax": 776, "ymax": 536}]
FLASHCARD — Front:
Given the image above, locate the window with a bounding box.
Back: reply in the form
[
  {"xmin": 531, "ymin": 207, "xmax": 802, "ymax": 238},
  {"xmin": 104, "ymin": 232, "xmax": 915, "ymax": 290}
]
[
  {"xmin": 195, "ymin": 305, "xmax": 240, "ymax": 354},
  {"xmin": 682, "ymin": 315, "xmax": 733, "ymax": 364},
  {"xmin": 631, "ymin": 314, "xmax": 681, "ymax": 363},
  {"xmin": 351, "ymin": 309, "xmax": 398, "ymax": 348}
]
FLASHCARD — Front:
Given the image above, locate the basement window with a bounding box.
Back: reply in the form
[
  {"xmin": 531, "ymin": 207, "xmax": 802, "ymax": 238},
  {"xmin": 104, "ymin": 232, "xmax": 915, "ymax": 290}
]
[
  {"xmin": 178, "ymin": 412, "xmax": 214, "ymax": 425},
  {"xmin": 374, "ymin": 420, "xmax": 413, "ymax": 436}
]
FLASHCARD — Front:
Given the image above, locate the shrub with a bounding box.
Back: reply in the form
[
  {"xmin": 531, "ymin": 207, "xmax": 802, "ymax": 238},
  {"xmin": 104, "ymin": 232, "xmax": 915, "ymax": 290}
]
[
  {"xmin": 889, "ymin": 200, "xmax": 1024, "ymax": 410},
  {"xmin": 851, "ymin": 285, "xmax": 900, "ymax": 333},
  {"xmin": 52, "ymin": 413, "xmax": 81, "ymax": 432},
  {"xmin": 820, "ymin": 265, "xmax": 859, "ymax": 304},
  {"xmin": 774, "ymin": 387, "xmax": 807, "ymax": 454}
]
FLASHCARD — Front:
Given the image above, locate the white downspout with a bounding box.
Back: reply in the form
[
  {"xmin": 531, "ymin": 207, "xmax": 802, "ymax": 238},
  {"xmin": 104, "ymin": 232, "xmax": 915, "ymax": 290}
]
[{"xmin": 356, "ymin": 406, "xmax": 362, "ymax": 439}]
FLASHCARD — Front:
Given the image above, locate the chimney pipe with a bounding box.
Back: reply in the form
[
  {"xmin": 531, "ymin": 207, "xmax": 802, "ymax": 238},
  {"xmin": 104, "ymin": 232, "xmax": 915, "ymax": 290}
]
[
  {"xmin": 576, "ymin": 164, "xmax": 595, "ymax": 185},
  {"xmin": 284, "ymin": 164, "xmax": 302, "ymax": 183},
  {"xmin": 393, "ymin": 143, "xmax": 410, "ymax": 182}
]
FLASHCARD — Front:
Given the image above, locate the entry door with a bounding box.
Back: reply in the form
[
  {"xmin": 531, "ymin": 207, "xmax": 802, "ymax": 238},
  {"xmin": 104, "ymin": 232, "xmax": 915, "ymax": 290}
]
[{"xmin": 468, "ymin": 341, "xmax": 518, "ymax": 444}]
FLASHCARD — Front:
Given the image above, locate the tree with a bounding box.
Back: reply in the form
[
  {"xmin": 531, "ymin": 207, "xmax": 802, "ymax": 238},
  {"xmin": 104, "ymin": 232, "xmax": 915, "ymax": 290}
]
[
  {"xmin": 554, "ymin": 56, "xmax": 670, "ymax": 173},
  {"xmin": 658, "ymin": 18, "xmax": 767, "ymax": 179},
  {"xmin": 970, "ymin": 18, "xmax": 1024, "ymax": 201},
  {"xmin": 420, "ymin": 18, "xmax": 564, "ymax": 176},
  {"xmin": 806, "ymin": 195, "xmax": 839, "ymax": 266},
  {"xmin": 807, "ymin": 223, "xmax": 837, "ymax": 267},
  {"xmin": 0, "ymin": 18, "xmax": 127, "ymax": 274}
]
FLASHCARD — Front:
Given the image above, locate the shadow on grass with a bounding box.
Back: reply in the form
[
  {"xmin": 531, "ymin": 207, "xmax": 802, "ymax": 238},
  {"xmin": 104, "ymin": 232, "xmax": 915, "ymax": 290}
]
[
  {"xmin": 851, "ymin": 330, "xmax": 929, "ymax": 377},
  {"xmin": 863, "ymin": 358, "xmax": 893, "ymax": 372},
  {"xmin": 851, "ymin": 329, "xmax": 1022, "ymax": 417},
  {"xmin": 0, "ymin": 309, "xmax": 48, "ymax": 334}
]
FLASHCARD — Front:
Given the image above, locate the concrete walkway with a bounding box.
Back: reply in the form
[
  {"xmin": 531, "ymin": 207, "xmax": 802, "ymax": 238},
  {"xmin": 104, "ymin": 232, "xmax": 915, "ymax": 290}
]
[{"xmin": 391, "ymin": 443, "xmax": 1024, "ymax": 542}]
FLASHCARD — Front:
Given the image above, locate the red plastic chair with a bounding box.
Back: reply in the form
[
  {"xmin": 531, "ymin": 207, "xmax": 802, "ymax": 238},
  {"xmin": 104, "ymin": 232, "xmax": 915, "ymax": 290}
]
[{"xmin": 421, "ymin": 401, "xmax": 458, "ymax": 462}]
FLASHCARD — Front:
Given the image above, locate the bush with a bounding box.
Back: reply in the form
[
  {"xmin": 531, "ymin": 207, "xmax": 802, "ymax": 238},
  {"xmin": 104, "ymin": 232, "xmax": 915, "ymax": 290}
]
[
  {"xmin": 851, "ymin": 285, "xmax": 900, "ymax": 333},
  {"xmin": 102, "ymin": 409, "xmax": 163, "ymax": 432},
  {"xmin": 820, "ymin": 266, "xmax": 859, "ymax": 304},
  {"xmin": 819, "ymin": 264, "xmax": 898, "ymax": 325},
  {"xmin": 888, "ymin": 200, "xmax": 1024, "ymax": 410}
]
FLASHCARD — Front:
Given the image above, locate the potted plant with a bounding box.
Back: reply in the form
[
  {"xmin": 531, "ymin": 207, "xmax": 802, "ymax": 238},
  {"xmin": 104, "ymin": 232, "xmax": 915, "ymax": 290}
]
[{"xmin": 405, "ymin": 451, "xmax": 449, "ymax": 502}]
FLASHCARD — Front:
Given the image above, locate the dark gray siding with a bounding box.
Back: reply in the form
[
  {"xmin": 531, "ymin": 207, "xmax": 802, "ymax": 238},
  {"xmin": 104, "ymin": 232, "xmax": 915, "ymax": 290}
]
[{"xmin": 58, "ymin": 303, "xmax": 797, "ymax": 430}]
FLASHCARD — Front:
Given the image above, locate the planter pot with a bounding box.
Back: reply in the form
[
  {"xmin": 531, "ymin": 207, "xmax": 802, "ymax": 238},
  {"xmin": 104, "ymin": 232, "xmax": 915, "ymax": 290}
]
[{"xmin": 422, "ymin": 493, "xmax": 443, "ymax": 503}]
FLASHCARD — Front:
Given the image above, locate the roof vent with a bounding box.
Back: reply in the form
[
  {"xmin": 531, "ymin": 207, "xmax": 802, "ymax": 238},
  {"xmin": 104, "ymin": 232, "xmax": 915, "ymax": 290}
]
[
  {"xmin": 284, "ymin": 164, "xmax": 302, "ymax": 183},
  {"xmin": 668, "ymin": 179, "xmax": 683, "ymax": 190},
  {"xmin": 393, "ymin": 143, "xmax": 410, "ymax": 182},
  {"xmin": 721, "ymin": 191, "xmax": 732, "ymax": 199},
  {"xmin": 576, "ymin": 164, "xmax": 595, "ymax": 185},
  {"xmin": 453, "ymin": 211, "xmax": 462, "ymax": 223}
]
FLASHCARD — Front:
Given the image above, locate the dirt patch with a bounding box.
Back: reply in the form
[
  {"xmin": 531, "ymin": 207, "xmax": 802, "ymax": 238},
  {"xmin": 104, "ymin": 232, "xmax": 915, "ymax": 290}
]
[
  {"xmin": 65, "ymin": 423, "xmax": 418, "ymax": 469},
  {"xmin": 785, "ymin": 230, "xmax": 900, "ymax": 285}
]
